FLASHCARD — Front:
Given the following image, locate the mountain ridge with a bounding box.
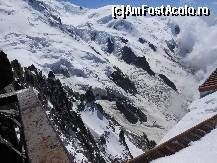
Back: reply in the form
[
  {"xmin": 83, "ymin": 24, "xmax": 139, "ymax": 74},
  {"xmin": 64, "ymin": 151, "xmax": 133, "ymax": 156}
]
[{"xmin": 0, "ymin": 0, "xmax": 198, "ymax": 162}]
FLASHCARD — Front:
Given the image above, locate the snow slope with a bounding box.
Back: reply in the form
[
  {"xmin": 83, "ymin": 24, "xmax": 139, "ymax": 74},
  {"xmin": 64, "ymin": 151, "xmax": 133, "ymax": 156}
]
[
  {"xmin": 0, "ymin": 0, "xmax": 201, "ymax": 162},
  {"xmin": 152, "ymin": 91, "xmax": 217, "ymax": 163}
]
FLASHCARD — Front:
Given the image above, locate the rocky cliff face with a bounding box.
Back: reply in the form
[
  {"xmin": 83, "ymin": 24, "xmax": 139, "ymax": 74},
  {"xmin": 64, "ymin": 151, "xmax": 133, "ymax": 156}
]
[
  {"xmin": 0, "ymin": 51, "xmax": 13, "ymax": 90},
  {"xmin": 0, "ymin": 0, "xmax": 198, "ymax": 162},
  {"xmin": 11, "ymin": 59, "xmax": 146, "ymax": 162}
]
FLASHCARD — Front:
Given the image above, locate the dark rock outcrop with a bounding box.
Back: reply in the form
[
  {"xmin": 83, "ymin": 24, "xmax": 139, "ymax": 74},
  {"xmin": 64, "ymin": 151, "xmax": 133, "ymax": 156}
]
[
  {"xmin": 85, "ymin": 87, "xmax": 95, "ymax": 103},
  {"xmin": 174, "ymin": 25, "xmax": 180, "ymax": 35},
  {"xmin": 148, "ymin": 43, "xmax": 157, "ymax": 52},
  {"xmin": 166, "ymin": 39, "xmax": 178, "ymax": 53},
  {"xmin": 11, "ymin": 60, "xmax": 106, "ymax": 163},
  {"xmin": 0, "ymin": 51, "xmax": 13, "ymax": 90},
  {"xmin": 120, "ymin": 37, "xmax": 128, "ymax": 44},
  {"xmin": 91, "ymin": 46, "xmax": 101, "ymax": 56},
  {"xmin": 116, "ymin": 99, "xmax": 147, "ymax": 124},
  {"xmin": 159, "ymin": 74, "xmax": 177, "ymax": 91},
  {"xmin": 138, "ymin": 38, "xmax": 157, "ymax": 52},
  {"xmin": 110, "ymin": 67, "xmax": 137, "ymax": 94},
  {"xmin": 121, "ymin": 46, "xmax": 155, "ymax": 76},
  {"xmin": 48, "ymin": 71, "xmax": 55, "ymax": 79},
  {"xmin": 138, "ymin": 38, "xmax": 147, "ymax": 44},
  {"xmin": 107, "ymin": 37, "xmax": 114, "ymax": 54},
  {"xmin": 8, "ymin": 55, "xmax": 156, "ymax": 162},
  {"xmin": 134, "ymin": 57, "xmax": 155, "ymax": 76}
]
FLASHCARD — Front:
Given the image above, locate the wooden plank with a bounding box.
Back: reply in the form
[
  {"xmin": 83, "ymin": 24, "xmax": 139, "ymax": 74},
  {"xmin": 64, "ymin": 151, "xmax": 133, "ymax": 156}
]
[
  {"xmin": 146, "ymin": 151, "xmax": 163, "ymax": 161},
  {"xmin": 185, "ymin": 133, "xmax": 199, "ymax": 142},
  {"xmin": 193, "ymin": 129, "xmax": 206, "ymax": 137},
  {"xmin": 176, "ymin": 138, "xmax": 189, "ymax": 147},
  {"xmin": 206, "ymin": 121, "xmax": 216, "ymax": 128},
  {"xmin": 181, "ymin": 136, "xmax": 192, "ymax": 143},
  {"xmin": 204, "ymin": 124, "xmax": 214, "ymax": 130},
  {"xmin": 170, "ymin": 140, "xmax": 186, "ymax": 150},
  {"xmin": 156, "ymin": 151, "xmax": 164, "ymax": 157},
  {"xmin": 17, "ymin": 88, "xmax": 72, "ymax": 163},
  {"xmin": 199, "ymin": 125, "xmax": 213, "ymax": 132},
  {"xmin": 164, "ymin": 145, "xmax": 176, "ymax": 154},
  {"xmin": 199, "ymin": 84, "xmax": 217, "ymax": 91},
  {"xmin": 157, "ymin": 147, "xmax": 173, "ymax": 156}
]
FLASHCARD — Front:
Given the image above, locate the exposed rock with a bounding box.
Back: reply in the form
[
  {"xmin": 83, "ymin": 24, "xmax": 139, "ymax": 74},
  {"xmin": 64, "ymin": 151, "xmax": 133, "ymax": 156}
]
[
  {"xmin": 166, "ymin": 39, "xmax": 178, "ymax": 53},
  {"xmin": 121, "ymin": 46, "xmax": 155, "ymax": 76},
  {"xmin": 107, "ymin": 37, "xmax": 114, "ymax": 54},
  {"xmin": 138, "ymin": 38, "xmax": 157, "ymax": 52},
  {"xmin": 126, "ymin": 131, "xmax": 156, "ymax": 152},
  {"xmin": 90, "ymin": 32, "xmax": 97, "ymax": 41},
  {"xmin": 109, "ymin": 20, "xmax": 134, "ymax": 33},
  {"xmin": 91, "ymin": 46, "xmax": 101, "ymax": 56},
  {"xmin": 120, "ymin": 37, "xmax": 128, "ymax": 44},
  {"xmin": 134, "ymin": 57, "xmax": 155, "ymax": 76},
  {"xmin": 141, "ymin": 133, "xmax": 157, "ymax": 150},
  {"xmin": 174, "ymin": 25, "xmax": 180, "ymax": 35},
  {"xmin": 121, "ymin": 46, "xmax": 137, "ymax": 64},
  {"xmin": 0, "ymin": 51, "xmax": 13, "ymax": 90},
  {"xmin": 116, "ymin": 100, "xmax": 138, "ymax": 124},
  {"xmin": 11, "ymin": 59, "xmax": 24, "ymax": 80},
  {"xmin": 138, "ymin": 38, "xmax": 147, "ymax": 44},
  {"xmin": 10, "ymin": 59, "xmax": 106, "ymax": 163},
  {"xmin": 85, "ymin": 87, "xmax": 95, "ymax": 103},
  {"xmin": 148, "ymin": 43, "xmax": 157, "ymax": 52},
  {"xmin": 110, "ymin": 67, "xmax": 137, "ymax": 94},
  {"xmin": 28, "ymin": 64, "xmax": 37, "ymax": 71},
  {"xmin": 48, "ymin": 71, "xmax": 55, "ymax": 79},
  {"xmin": 116, "ymin": 99, "xmax": 147, "ymax": 124},
  {"xmin": 159, "ymin": 74, "xmax": 177, "ymax": 91}
]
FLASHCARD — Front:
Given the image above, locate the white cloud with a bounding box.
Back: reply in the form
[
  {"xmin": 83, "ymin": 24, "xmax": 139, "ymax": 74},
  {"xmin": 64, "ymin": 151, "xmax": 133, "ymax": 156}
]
[{"xmin": 172, "ymin": 16, "xmax": 217, "ymax": 82}]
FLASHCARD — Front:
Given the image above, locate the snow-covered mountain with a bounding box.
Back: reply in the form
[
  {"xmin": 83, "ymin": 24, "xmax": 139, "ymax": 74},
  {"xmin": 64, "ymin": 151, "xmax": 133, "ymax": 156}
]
[{"xmin": 0, "ymin": 0, "xmax": 202, "ymax": 162}]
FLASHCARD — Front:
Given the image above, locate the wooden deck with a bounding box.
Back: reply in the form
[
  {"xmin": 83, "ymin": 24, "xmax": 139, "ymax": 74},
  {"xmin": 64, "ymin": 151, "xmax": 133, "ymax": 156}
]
[
  {"xmin": 199, "ymin": 69, "xmax": 217, "ymax": 92},
  {"xmin": 126, "ymin": 114, "xmax": 217, "ymax": 163}
]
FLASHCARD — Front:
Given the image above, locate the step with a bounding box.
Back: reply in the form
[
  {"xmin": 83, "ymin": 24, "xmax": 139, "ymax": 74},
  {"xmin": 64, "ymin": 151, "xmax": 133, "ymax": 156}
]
[
  {"xmin": 170, "ymin": 140, "xmax": 186, "ymax": 149},
  {"xmin": 164, "ymin": 145, "xmax": 176, "ymax": 154},
  {"xmin": 158, "ymin": 146, "xmax": 174, "ymax": 156},
  {"xmin": 199, "ymin": 125, "xmax": 213, "ymax": 132},
  {"xmin": 190, "ymin": 132, "xmax": 202, "ymax": 139},
  {"xmin": 187, "ymin": 133, "xmax": 201, "ymax": 141},
  {"xmin": 176, "ymin": 138, "xmax": 190, "ymax": 147},
  {"xmin": 193, "ymin": 129, "xmax": 206, "ymax": 137}
]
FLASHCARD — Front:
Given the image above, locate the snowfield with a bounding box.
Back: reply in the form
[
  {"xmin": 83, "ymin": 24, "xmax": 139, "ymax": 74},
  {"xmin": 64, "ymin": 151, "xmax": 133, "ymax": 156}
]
[
  {"xmin": 1, "ymin": 0, "xmax": 216, "ymax": 162},
  {"xmin": 153, "ymin": 91, "xmax": 217, "ymax": 163}
]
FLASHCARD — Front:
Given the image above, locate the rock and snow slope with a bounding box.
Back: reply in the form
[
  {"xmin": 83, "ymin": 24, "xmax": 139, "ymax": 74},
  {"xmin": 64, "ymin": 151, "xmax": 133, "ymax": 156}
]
[
  {"xmin": 152, "ymin": 91, "xmax": 217, "ymax": 163},
  {"xmin": 0, "ymin": 0, "xmax": 203, "ymax": 162}
]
